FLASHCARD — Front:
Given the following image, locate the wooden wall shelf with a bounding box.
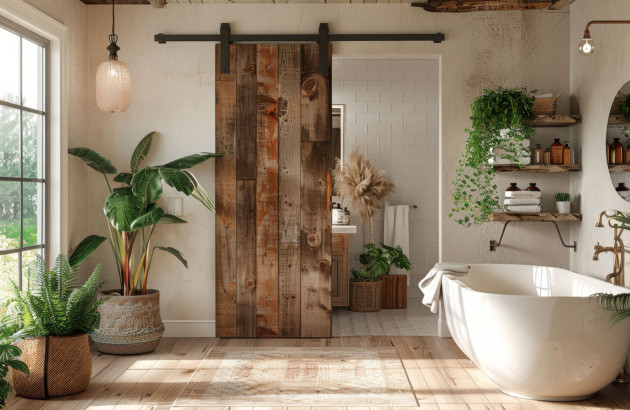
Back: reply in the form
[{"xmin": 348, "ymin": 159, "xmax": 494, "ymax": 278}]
[
  {"xmin": 609, "ymin": 164, "xmax": 630, "ymax": 173},
  {"xmin": 491, "ymin": 212, "xmax": 582, "ymax": 222},
  {"xmin": 494, "ymin": 164, "xmax": 579, "ymax": 173},
  {"xmin": 608, "ymin": 114, "xmax": 629, "ymax": 126},
  {"xmin": 527, "ymin": 114, "xmax": 581, "ymax": 127}
]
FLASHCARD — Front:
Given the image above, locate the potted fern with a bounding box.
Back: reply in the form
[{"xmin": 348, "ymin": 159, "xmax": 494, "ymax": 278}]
[
  {"xmin": 0, "ymin": 312, "xmax": 27, "ymax": 409},
  {"xmin": 5, "ymin": 255, "xmax": 105, "ymax": 399},
  {"xmin": 450, "ymin": 88, "xmax": 536, "ymax": 226},
  {"xmin": 349, "ymin": 244, "xmax": 411, "ymax": 312},
  {"xmin": 68, "ymin": 131, "xmax": 222, "ymax": 354}
]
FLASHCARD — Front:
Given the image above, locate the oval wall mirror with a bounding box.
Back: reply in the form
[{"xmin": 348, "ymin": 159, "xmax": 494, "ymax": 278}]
[{"xmin": 606, "ymin": 81, "xmax": 630, "ymax": 201}]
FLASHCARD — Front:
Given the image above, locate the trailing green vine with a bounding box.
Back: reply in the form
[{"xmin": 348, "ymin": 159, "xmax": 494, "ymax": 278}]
[{"xmin": 450, "ymin": 88, "xmax": 536, "ymax": 226}]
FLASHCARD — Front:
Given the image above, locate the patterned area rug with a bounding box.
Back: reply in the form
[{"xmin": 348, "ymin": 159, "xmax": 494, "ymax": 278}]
[{"xmin": 174, "ymin": 347, "xmax": 418, "ymax": 406}]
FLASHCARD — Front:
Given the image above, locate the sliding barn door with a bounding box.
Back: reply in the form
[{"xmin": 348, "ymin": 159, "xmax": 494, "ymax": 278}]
[{"xmin": 215, "ymin": 44, "xmax": 332, "ymax": 338}]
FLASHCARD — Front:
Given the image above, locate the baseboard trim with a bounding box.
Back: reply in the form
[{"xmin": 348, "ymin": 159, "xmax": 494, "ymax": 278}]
[{"xmin": 163, "ymin": 320, "xmax": 216, "ymax": 338}]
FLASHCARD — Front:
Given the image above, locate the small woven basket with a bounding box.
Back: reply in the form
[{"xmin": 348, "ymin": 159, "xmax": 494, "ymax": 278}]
[
  {"xmin": 532, "ymin": 92, "xmax": 562, "ymax": 116},
  {"xmin": 349, "ymin": 280, "xmax": 382, "ymax": 312},
  {"xmin": 13, "ymin": 334, "xmax": 91, "ymax": 399}
]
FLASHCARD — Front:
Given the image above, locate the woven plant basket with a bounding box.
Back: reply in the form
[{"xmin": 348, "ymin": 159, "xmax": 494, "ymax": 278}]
[
  {"xmin": 90, "ymin": 289, "xmax": 164, "ymax": 355},
  {"xmin": 13, "ymin": 333, "xmax": 91, "ymax": 399},
  {"xmin": 349, "ymin": 280, "xmax": 382, "ymax": 312},
  {"xmin": 532, "ymin": 92, "xmax": 562, "ymax": 116}
]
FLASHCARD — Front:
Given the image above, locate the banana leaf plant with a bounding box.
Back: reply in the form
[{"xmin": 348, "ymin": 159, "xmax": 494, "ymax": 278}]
[
  {"xmin": 352, "ymin": 243, "xmax": 411, "ymax": 282},
  {"xmin": 68, "ymin": 131, "xmax": 223, "ymax": 296}
]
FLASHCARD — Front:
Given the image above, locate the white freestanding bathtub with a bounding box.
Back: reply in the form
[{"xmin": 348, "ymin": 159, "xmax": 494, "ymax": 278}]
[{"xmin": 441, "ymin": 264, "xmax": 630, "ymax": 401}]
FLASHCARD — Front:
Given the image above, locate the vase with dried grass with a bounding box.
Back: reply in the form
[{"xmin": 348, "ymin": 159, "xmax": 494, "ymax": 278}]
[
  {"xmin": 333, "ymin": 148, "xmax": 394, "ymax": 244},
  {"xmin": 333, "ymin": 148, "xmax": 395, "ymax": 311}
]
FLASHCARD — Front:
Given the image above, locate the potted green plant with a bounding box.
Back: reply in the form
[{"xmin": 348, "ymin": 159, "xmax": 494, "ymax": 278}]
[
  {"xmin": 0, "ymin": 312, "xmax": 28, "ymax": 409},
  {"xmin": 450, "ymin": 88, "xmax": 536, "ymax": 226},
  {"xmin": 349, "ymin": 243, "xmax": 411, "ymax": 312},
  {"xmin": 68, "ymin": 131, "xmax": 222, "ymax": 354},
  {"xmin": 5, "ymin": 255, "xmax": 105, "ymax": 399},
  {"xmin": 555, "ymin": 193, "xmax": 571, "ymax": 214}
]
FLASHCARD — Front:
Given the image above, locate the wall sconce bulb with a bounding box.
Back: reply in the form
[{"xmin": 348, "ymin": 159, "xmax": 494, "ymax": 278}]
[{"xmin": 578, "ymin": 37, "xmax": 594, "ymax": 55}]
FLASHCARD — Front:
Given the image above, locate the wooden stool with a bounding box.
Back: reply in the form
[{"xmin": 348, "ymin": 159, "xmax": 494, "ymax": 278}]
[{"xmin": 381, "ymin": 274, "xmax": 407, "ymax": 309}]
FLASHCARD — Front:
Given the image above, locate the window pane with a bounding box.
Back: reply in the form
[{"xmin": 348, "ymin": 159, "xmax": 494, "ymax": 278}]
[
  {"xmin": 0, "ymin": 26, "xmax": 20, "ymax": 104},
  {"xmin": 0, "ymin": 181, "xmax": 20, "ymax": 250},
  {"xmin": 22, "ymin": 249, "xmax": 41, "ymax": 283},
  {"xmin": 0, "ymin": 105, "xmax": 20, "ymax": 177},
  {"xmin": 22, "ymin": 38, "xmax": 44, "ymax": 110},
  {"xmin": 22, "ymin": 182, "xmax": 42, "ymax": 247},
  {"xmin": 0, "ymin": 252, "xmax": 18, "ymax": 303},
  {"xmin": 22, "ymin": 112, "xmax": 43, "ymax": 178}
]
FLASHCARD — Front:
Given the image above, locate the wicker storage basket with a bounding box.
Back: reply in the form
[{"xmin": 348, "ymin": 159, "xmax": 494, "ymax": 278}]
[
  {"xmin": 13, "ymin": 333, "xmax": 91, "ymax": 399},
  {"xmin": 532, "ymin": 92, "xmax": 562, "ymax": 116},
  {"xmin": 90, "ymin": 289, "xmax": 164, "ymax": 355},
  {"xmin": 349, "ymin": 280, "xmax": 382, "ymax": 312}
]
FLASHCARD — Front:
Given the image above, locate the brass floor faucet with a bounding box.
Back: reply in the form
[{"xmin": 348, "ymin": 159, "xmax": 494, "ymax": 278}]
[{"xmin": 593, "ymin": 210, "xmax": 626, "ymax": 286}]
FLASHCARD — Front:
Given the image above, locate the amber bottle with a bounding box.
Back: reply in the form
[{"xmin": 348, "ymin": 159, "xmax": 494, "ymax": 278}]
[
  {"xmin": 551, "ymin": 139, "xmax": 563, "ymax": 165},
  {"xmin": 526, "ymin": 183, "xmax": 540, "ymax": 192},
  {"xmin": 562, "ymin": 142, "xmax": 571, "ymax": 165},
  {"xmin": 613, "ymin": 138, "xmax": 624, "ymax": 165},
  {"xmin": 506, "ymin": 183, "xmax": 521, "ymax": 192}
]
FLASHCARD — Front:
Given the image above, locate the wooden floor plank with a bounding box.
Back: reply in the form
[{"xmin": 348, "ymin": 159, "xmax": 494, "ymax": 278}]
[{"xmin": 6, "ymin": 336, "xmax": 630, "ymax": 410}]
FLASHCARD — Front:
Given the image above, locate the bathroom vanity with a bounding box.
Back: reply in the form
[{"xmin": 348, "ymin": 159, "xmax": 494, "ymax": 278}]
[{"xmin": 331, "ymin": 226, "xmax": 356, "ymax": 307}]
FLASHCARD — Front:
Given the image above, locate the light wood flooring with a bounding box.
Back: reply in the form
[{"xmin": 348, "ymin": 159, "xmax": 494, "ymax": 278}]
[{"xmin": 6, "ymin": 336, "xmax": 630, "ymax": 409}]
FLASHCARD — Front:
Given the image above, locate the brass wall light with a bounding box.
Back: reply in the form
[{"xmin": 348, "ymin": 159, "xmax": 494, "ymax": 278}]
[{"xmin": 579, "ymin": 20, "xmax": 630, "ymax": 56}]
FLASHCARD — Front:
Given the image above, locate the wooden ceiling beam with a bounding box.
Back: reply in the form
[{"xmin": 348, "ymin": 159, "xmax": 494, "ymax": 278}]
[
  {"xmin": 80, "ymin": 1, "xmax": 150, "ymax": 4},
  {"xmin": 411, "ymin": 0, "xmax": 553, "ymax": 12},
  {"xmin": 548, "ymin": 0, "xmax": 576, "ymax": 10}
]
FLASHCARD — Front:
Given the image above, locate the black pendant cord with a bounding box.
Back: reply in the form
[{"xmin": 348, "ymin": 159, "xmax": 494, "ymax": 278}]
[{"xmin": 107, "ymin": 0, "xmax": 120, "ymax": 60}]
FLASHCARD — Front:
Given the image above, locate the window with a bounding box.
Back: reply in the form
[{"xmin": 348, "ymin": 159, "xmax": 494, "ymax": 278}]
[{"xmin": 0, "ymin": 17, "xmax": 48, "ymax": 300}]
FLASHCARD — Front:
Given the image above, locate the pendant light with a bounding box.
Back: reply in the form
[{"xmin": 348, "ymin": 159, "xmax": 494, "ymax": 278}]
[{"xmin": 96, "ymin": 0, "xmax": 130, "ymax": 112}]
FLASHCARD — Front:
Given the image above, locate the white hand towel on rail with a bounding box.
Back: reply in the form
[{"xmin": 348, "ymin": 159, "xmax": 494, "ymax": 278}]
[
  {"xmin": 419, "ymin": 263, "xmax": 470, "ymax": 314},
  {"xmin": 384, "ymin": 205, "xmax": 410, "ymax": 285}
]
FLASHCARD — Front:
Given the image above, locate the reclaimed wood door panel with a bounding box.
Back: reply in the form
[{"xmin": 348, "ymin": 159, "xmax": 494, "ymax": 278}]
[
  {"xmin": 300, "ymin": 141, "xmax": 332, "ymax": 338},
  {"xmin": 215, "ymin": 43, "xmax": 331, "ymax": 338},
  {"xmin": 236, "ymin": 45, "xmax": 257, "ymax": 180},
  {"xmin": 215, "ymin": 44, "xmax": 237, "ymax": 338},
  {"xmin": 236, "ymin": 179, "xmax": 256, "ymax": 337},
  {"xmin": 255, "ymin": 44, "xmax": 280, "ymax": 337}
]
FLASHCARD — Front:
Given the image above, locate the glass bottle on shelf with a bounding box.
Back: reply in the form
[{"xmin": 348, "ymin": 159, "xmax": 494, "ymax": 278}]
[
  {"xmin": 533, "ymin": 144, "xmax": 543, "ymax": 165},
  {"xmin": 544, "ymin": 149, "xmax": 551, "ymax": 165},
  {"xmin": 563, "ymin": 141, "xmax": 571, "ymax": 166},
  {"xmin": 606, "ymin": 143, "xmax": 611, "ymax": 165},
  {"xmin": 626, "ymin": 145, "xmax": 630, "ymax": 164},
  {"xmin": 551, "ymin": 139, "xmax": 563, "ymax": 165},
  {"xmin": 506, "ymin": 183, "xmax": 521, "ymax": 192},
  {"xmin": 526, "ymin": 183, "xmax": 540, "ymax": 192},
  {"xmin": 613, "ymin": 138, "xmax": 624, "ymax": 165}
]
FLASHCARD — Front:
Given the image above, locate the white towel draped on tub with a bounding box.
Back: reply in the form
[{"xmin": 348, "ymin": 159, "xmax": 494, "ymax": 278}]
[
  {"xmin": 419, "ymin": 263, "xmax": 470, "ymax": 313},
  {"xmin": 384, "ymin": 205, "xmax": 410, "ymax": 285}
]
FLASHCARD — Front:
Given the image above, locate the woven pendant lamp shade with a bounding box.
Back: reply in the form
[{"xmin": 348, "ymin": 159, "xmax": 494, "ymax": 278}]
[{"xmin": 96, "ymin": 59, "xmax": 130, "ymax": 112}]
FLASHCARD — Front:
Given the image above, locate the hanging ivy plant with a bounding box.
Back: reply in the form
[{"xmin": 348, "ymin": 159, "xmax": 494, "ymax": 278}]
[{"xmin": 450, "ymin": 87, "xmax": 536, "ymax": 226}]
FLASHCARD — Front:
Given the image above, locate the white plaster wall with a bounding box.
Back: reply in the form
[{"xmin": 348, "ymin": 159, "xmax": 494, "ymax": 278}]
[
  {"xmin": 570, "ymin": 0, "xmax": 630, "ymax": 284},
  {"xmin": 332, "ymin": 58, "xmax": 439, "ymax": 287},
  {"xmin": 53, "ymin": 3, "xmax": 572, "ymax": 336}
]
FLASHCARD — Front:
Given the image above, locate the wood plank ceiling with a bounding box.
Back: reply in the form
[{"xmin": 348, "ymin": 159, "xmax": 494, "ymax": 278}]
[{"xmin": 80, "ymin": 0, "xmax": 574, "ymax": 9}]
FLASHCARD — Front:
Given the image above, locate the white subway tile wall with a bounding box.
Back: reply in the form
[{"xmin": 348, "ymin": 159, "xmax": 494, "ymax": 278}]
[{"xmin": 332, "ymin": 58, "xmax": 440, "ymax": 291}]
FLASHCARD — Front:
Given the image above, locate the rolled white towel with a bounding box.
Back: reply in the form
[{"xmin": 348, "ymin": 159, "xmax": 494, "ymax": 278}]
[
  {"xmin": 419, "ymin": 263, "xmax": 470, "ymax": 314},
  {"xmin": 504, "ymin": 191, "xmax": 542, "ymax": 198},
  {"xmin": 503, "ymin": 198, "xmax": 542, "ymax": 206},
  {"xmin": 503, "ymin": 205, "xmax": 542, "ymax": 213}
]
